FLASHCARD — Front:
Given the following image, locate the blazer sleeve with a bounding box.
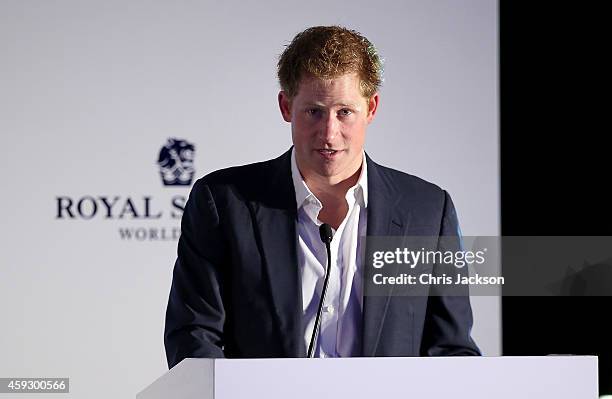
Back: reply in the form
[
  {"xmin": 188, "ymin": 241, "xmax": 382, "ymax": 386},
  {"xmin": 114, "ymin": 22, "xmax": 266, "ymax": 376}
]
[
  {"xmin": 420, "ymin": 191, "xmax": 482, "ymax": 356},
  {"xmin": 164, "ymin": 179, "xmax": 227, "ymax": 368}
]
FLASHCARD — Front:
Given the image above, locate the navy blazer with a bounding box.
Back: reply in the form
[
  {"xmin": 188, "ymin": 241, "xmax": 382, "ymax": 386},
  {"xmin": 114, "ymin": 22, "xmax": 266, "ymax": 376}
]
[{"xmin": 164, "ymin": 148, "xmax": 480, "ymax": 368}]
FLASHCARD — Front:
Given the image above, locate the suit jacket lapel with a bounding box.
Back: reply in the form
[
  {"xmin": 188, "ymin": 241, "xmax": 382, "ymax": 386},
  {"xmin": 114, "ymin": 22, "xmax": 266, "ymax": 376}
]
[
  {"xmin": 249, "ymin": 149, "xmax": 304, "ymax": 357},
  {"xmin": 362, "ymin": 154, "xmax": 408, "ymax": 356}
]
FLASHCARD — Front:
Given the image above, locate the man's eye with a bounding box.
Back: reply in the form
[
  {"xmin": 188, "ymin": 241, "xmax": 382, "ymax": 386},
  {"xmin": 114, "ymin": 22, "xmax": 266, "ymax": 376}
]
[
  {"xmin": 339, "ymin": 109, "xmax": 353, "ymax": 116},
  {"xmin": 307, "ymin": 109, "xmax": 321, "ymax": 116}
]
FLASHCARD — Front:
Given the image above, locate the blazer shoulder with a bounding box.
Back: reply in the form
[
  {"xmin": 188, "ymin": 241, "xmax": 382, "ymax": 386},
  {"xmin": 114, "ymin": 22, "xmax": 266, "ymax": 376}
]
[
  {"xmin": 197, "ymin": 157, "xmax": 279, "ymax": 187},
  {"xmin": 371, "ymin": 161, "xmax": 457, "ymax": 231},
  {"xmin": 188, "ymin": 150, "xmax": 293, "ymax": 208},
  {"xmin": 372, "ymin": 160, "xmax": 447, "ymax": 201},
  {"xmin": 191, "ymin": 149, "xmax": 289, "ymax": 191}
]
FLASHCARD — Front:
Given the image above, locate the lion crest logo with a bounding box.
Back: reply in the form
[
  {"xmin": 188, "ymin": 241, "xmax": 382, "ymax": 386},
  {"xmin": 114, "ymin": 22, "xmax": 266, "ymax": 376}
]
[{"xmin": 157, "ymin": 138, "xmax": 195, "ymax": 186}]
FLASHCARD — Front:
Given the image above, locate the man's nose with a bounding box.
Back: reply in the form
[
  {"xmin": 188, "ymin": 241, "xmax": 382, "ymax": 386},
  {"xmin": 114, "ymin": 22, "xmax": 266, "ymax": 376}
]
[{"xmin": 319, "ymin": 113, "xmax": 339, "ymax": 142}]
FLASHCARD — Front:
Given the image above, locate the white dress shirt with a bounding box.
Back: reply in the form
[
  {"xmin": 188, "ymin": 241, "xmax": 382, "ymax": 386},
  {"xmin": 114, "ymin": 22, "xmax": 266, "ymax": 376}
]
[{"xmin": 290, "ymin": 149, "xmax": 368, "ymax": 357}]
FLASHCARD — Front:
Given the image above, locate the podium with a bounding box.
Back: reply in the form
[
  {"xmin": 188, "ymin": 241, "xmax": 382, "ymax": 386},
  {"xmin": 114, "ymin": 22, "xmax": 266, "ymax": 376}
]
[{"xmin": 137, "ymin": 356, "xmax": 598, "ymax": 399}]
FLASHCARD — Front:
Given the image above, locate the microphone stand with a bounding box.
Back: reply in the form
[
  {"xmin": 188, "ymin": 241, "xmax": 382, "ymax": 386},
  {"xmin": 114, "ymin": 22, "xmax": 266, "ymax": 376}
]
[{"xmin": 308, "ymin": 223, "xmax": 333, "ymax": 358}]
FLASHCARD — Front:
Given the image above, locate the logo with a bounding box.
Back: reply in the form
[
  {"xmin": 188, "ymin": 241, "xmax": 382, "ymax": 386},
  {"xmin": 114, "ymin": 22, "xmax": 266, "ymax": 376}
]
[
  {"xmin": 55, "ymin": 137, "xmax": 198, "ymax": 242},
  {"xmin": 157, "ymin": 138, "xmax": 195, "ymax": 186}
]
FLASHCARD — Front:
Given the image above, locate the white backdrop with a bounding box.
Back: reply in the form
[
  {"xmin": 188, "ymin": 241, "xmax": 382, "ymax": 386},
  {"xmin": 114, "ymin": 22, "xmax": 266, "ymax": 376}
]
[{"xmin": 0, "ymin": 1, "xmax": 499, "ymax": 398}]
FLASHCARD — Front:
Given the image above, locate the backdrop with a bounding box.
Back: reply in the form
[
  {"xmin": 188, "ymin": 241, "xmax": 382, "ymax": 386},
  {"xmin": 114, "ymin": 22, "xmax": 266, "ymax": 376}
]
[{"xmin": 0, "ymin": 1, "xmax": 499, "ymax": 397}]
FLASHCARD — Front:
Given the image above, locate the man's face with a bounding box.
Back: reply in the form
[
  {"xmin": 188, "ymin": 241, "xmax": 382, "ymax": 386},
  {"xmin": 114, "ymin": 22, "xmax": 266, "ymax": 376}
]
[{"xmin": 279, "ymin": 73, "xmax": 379, "ymax": 184}]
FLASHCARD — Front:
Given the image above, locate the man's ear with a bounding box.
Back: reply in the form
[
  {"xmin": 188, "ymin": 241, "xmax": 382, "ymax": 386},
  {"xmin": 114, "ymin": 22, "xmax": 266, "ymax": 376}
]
[
  {"xmin": 278, "ymin": 91, "xmax": 292, "ymax": 122},
  {"xmin": 366, "ymin": 92, "xmax": 380, "ymax": 123}
]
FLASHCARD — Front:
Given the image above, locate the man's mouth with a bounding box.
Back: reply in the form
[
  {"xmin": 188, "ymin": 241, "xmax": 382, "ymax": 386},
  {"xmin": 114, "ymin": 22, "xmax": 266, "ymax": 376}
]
[{"xmin": 316, "ymin": 149, "xmax": 342, "ymax": 160}]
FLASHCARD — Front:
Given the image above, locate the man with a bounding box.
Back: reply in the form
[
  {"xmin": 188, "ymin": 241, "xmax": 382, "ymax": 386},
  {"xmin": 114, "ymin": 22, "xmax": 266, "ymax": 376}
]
[{"xmin": 164, "ymin": 26, "xmax": 480, "ymax": 369}]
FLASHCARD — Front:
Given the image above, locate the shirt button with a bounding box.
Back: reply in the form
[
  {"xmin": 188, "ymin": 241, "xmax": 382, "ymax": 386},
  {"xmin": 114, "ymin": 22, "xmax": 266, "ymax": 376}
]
[{"xmin": 323, "ymin": 305, "xmax": 335, "ymax": 314}]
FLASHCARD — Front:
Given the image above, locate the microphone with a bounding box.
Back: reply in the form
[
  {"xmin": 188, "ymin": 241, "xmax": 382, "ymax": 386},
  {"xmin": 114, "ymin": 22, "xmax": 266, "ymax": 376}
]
[{"xmin": 307, "ymin": 223, "xmax": 334, "ymax": 358}]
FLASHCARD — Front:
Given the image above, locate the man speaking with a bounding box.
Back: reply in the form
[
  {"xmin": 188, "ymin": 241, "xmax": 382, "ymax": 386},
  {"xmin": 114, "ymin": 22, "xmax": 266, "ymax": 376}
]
[{"xmin": 164, "ymin": 26, "xmax": 480, "ymax": 368}]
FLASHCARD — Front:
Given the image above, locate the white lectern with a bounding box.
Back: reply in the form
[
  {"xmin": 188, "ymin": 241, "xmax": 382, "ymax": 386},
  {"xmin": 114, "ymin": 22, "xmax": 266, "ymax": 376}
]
[{"xmin": 137, "ymin": 356, "xmax": 598, "ymax": 399}]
